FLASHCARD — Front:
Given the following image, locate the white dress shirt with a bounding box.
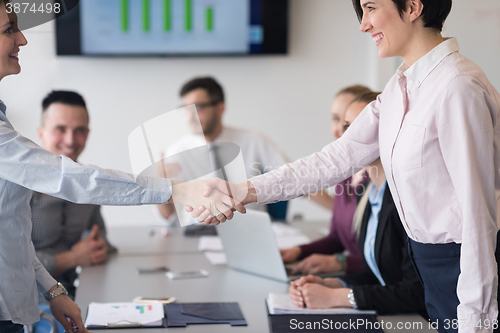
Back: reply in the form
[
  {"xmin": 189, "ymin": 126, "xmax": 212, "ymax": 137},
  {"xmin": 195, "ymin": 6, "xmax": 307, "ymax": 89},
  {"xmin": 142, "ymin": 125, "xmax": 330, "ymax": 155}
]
[
  {"xmin": 250, "ymin": 38, "xmax": 500, "ymax": 332},
  {"xmin": 0, "ymin": 102, "xmax": 171, "ymax": 325},
  {"xmin": 158, "ymin": 126, "xmax": 287, "ymax": 225}
]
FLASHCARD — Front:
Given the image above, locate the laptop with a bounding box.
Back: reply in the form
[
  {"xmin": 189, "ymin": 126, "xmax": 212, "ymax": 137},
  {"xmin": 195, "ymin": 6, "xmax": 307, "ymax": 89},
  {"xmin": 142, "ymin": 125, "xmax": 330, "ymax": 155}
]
[{"xmin": 217, "ymin": 209, "xmax": 308, "ymax": 283}]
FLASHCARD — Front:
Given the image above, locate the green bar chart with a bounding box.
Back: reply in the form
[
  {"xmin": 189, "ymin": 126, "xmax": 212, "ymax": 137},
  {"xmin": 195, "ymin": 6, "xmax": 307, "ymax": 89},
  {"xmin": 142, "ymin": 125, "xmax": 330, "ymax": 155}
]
[
  {"xmin": 164, "ymin": 0, "xmax": 171, "ymax": 31},
  {"xmin": 119, "ymin": 0, "xmax": 216, "ymax": 34},
  {"xmin": 81, "ymin": 0, "xmax": 249, "ymax": 55},
  {"xmin": 184, "ymin": 0, "xmax": 192, "ymax": 32},
  {"xmin": 142, "ymin": 0, "xmax": 150, "ymax": 31},
  {"xmin": 206, "ymin": 6, "xmax": 213, "ymax": 32},
  {"xmin": 121, "ymin": 0, "xmax": 128, "ymax": 32}
]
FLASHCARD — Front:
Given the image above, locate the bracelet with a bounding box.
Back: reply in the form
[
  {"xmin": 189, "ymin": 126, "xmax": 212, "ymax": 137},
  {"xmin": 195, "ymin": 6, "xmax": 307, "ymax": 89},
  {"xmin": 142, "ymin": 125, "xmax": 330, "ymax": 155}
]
[
  {"xmin": 347, "ymin": 289, "xmax": 357, "ymax": 308},
  {"xmin": 335, "ymin": 253, "xmax": 347, "ymax": 271},
  {"xmin": 44, "ymin": 282, "xmax": 68, "ymax": 301}
]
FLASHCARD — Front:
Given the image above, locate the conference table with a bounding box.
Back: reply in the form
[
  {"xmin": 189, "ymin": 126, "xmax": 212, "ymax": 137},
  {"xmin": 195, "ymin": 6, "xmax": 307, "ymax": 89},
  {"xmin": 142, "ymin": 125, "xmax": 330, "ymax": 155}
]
[{"xmin": 75, "ymin": 222, "xmax": 436, "ymax": 333}]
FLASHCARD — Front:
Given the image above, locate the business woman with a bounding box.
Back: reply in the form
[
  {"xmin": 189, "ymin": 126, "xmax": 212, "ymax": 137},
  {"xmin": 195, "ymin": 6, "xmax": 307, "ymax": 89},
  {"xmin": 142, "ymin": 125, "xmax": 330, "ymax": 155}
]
[
  {"xmin": 0, "ymin": 3, "xmax": 236, "ymax": 333},
  {"xmin": 194, "ymin": 1, "xmax": 500, "ymax": 332}
]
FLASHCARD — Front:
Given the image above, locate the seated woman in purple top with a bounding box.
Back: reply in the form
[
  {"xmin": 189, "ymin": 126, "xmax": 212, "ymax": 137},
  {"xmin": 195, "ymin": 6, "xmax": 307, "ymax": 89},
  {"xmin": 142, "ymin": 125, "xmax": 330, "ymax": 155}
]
[{"xmin": 280, "ymin": 85, "xmax": 371, "ymax": 275}]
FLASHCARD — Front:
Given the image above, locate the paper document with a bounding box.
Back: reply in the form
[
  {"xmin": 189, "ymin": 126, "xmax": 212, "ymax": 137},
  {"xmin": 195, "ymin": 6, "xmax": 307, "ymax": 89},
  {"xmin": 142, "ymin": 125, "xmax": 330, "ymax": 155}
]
[
  {"xmin": 267, "ymin": 293, "xmax": 376, "ymax": 315},
  {"xmin": 318, "ymin": 227, "xmax": 330, "ymax": 236},
  {"xmin": 271, "ymin": 223, "xmax": 303, "ymax": 237},
  {"xmin": 85, "ymin": 302, "xmax": 164, "ymax": 327},
  {"xmin": 275, "ymin": 235, "xmax": 310, "ymax": 249},
  {"xmin": 198, "ymin": 236, "xmax": 224, "ymax": 251},
  {"xmin": 198, "ymin": 231, "xmax": 309, "ymax": 252},
  {"xmin": 204, "ymin": 251, "xmax": 227, "ymax": 265}
]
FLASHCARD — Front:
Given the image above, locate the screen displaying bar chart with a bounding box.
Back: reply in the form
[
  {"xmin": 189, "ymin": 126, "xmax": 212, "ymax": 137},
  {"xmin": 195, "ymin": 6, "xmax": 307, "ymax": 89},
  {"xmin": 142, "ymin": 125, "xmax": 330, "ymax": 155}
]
[{"xmin": 81, "ymin": 0, "xmax": 249, "ymax": 54}]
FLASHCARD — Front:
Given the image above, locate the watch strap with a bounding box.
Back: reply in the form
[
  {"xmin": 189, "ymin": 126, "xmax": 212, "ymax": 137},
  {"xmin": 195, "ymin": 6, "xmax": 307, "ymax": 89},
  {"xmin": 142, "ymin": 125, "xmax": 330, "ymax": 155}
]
[
  {"xmin": 44, "ymin": 282, "xmax": 68, "ymax": 301},
  {"xmin": 347, "ymin": 289, "xmax": 358, "ymax": 309}
]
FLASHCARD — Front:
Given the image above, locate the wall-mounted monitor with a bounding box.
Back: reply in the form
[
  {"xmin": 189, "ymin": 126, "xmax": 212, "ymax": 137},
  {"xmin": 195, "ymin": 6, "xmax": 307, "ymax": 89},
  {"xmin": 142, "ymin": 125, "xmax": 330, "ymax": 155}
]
[{"xmin": 56, "ymin": 0, "xmax": 288, "ymax": 56}]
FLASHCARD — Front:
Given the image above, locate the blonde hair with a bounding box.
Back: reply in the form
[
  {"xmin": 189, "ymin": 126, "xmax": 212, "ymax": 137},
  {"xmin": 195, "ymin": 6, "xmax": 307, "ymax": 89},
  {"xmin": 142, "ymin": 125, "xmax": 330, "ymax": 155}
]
[
  {"xmin": 350, "ymin": 91, "xmax": 381, "ymax": 106},
  {"xmin": 336, "ymin": 85, "xmax": 372, "ymax": 98}
]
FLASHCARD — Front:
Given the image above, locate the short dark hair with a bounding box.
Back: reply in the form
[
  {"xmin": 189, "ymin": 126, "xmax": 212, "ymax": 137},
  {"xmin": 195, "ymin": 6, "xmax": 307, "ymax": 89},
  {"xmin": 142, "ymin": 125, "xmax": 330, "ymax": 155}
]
[
  {"xmin": 352, "ymin": 0, "xmax": 452, "ymax": 32},
  {"xmin": 180, "ymin": 77, "xmax": 225, "ymax": 103},
  {"xmin": 42, "ymin": 90, "xmax": 87, "ymax": 112}
]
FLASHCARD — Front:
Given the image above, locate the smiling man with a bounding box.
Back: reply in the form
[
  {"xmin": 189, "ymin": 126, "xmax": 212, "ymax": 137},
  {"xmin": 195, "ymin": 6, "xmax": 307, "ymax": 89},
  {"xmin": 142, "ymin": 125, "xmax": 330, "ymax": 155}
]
[{"xmin": 31, "ymin": 91, "xmax": 116, "ymax": 332}]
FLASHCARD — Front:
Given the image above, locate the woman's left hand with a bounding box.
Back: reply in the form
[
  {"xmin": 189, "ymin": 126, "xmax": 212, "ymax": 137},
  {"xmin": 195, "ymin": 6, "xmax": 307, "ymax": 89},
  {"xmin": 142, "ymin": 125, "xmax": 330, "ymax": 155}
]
[{"xmin": 49, "ymin": 294, "xmax": 89, "ymax": 333}]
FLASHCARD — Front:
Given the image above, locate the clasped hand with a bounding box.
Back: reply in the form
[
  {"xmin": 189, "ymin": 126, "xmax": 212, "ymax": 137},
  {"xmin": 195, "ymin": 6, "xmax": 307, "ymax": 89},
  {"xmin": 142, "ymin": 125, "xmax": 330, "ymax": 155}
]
[{"xmin": 171, "ymin": 178, "xmax": 256, "ymax": 225}]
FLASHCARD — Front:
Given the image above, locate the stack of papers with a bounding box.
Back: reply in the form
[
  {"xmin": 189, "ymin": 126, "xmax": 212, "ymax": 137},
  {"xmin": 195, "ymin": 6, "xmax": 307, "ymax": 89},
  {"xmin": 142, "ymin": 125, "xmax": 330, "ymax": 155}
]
[
  {"xmin": 266, "ymin": 293, "xmax": 376, "ymax": 315},
  {"xmin": 275, "ymin": 235, "xmax": 310, "ymax": 249},
  {"xmin": 85, "ymin": 302, "xmax": 164, "ymax": 327},
  {"xmin": 198, "ymin": 230, "xmax": 310, "ymax": 254},
  {"xmin": 198, "ymin": 236, "xmax": 223, "ymax": 251},
  {"xmin": 204, "ymin": 251, "xmax": 227, "ymax": 265},
  {"xmin": 271, "ymin": 223, "xmax": 303, "ymax": 237}
]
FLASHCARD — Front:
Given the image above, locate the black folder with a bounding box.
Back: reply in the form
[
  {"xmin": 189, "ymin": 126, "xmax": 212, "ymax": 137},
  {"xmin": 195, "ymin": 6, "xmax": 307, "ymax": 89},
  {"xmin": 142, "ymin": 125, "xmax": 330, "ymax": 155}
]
[
  {"xmin": 165, "ymin": 302, "xmax": 247, "ymax": 327},
  {"xmin": 266, "ymin": 302, "xmax": 382, "ymax": 333}
]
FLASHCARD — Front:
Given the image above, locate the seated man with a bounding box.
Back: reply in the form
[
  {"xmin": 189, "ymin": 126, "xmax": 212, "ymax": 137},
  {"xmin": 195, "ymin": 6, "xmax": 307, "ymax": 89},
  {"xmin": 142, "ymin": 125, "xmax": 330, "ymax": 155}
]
[
  {"xmin": 157, "ymin": 77, "xmax": 295, "ymax": 225},
  {"xmin": 31, "ymin": 91, "xmax": 116, "ymax": 331}
]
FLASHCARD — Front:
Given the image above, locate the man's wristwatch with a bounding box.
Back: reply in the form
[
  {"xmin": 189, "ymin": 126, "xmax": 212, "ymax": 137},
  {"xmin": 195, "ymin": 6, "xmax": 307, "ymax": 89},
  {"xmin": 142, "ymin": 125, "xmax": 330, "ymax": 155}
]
[
  {"xmin": 347, "ymin": 289, "xmax": 358, "ymax": 308},
  {"xmin": 44, "ymin": 282, "xmax": 68, "ymax": 301},
  {"xmin": 335, "ymin": 253, "xmax": 347, "ymax": 271}
]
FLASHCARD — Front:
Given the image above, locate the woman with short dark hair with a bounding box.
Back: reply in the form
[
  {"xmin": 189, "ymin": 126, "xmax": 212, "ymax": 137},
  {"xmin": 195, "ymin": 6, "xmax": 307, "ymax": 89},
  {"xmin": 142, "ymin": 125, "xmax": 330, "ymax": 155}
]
[{"xmin": 196, "ymin": 1, "xmax": 500, "ymax": 331}]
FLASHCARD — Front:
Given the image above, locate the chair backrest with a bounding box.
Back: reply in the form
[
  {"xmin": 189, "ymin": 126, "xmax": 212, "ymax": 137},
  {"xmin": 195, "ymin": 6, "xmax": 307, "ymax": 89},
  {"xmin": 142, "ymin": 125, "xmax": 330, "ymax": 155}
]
[
  {"xmin": 267, "ymin": 201, "xmax": 288, "ymax": 221},
  {"xmin": 26, "ymin": 308, "xmax": 60, "ymax": 333}
]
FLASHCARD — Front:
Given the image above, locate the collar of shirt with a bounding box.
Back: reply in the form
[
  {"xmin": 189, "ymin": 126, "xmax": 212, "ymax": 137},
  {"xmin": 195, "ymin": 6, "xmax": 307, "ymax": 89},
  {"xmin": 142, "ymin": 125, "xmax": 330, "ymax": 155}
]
[
  {"xmin": 396, "ymin": 37, "xmax": 460, "ymax": 88},
  {"xmin": 0, "ymin": 100, "xmax": 6, "ymax": 115},
  {"xmin": 197, "ymin": 126, "xmax": 228, "ymax": 145},
  {"xmin": 368, "ymin": 180, "xmax": 387, "ymax": 209}
]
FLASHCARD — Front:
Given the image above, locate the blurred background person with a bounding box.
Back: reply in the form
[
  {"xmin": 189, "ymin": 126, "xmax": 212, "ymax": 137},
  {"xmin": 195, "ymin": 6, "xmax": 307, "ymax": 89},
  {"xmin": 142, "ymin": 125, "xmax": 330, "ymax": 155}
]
[
  {"xmin": 281, "ymin": 85, "xmax": 371, "ymax": 276},
  {"xmin": 31, "ymin": 91, "xmax": 117, "ymax": 333},
  {"xmin": 157, "ymin": 76, "xmax": 331, "ymax": 226}
]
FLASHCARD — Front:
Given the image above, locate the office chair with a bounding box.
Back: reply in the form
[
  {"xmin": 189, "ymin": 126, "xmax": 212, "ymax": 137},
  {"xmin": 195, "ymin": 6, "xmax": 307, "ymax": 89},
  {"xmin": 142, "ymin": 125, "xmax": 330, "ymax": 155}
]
[{"xmin": 267, "ymin": 200, "xmax": 289, "ymax": 222}]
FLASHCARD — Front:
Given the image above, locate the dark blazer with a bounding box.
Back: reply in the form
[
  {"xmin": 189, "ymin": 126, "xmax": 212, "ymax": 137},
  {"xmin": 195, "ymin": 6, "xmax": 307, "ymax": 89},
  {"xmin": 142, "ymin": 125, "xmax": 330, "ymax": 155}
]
[{"xmin": 340, "ymin": 184, "xmax": 427, "ymax": 316}]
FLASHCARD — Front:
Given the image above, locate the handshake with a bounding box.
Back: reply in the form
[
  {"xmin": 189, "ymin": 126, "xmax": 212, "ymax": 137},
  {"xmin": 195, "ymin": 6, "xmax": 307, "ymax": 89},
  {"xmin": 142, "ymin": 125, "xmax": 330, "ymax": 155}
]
[{"xmin": 171, "ymin": 178, "xmax": 258, "ymax": 225}]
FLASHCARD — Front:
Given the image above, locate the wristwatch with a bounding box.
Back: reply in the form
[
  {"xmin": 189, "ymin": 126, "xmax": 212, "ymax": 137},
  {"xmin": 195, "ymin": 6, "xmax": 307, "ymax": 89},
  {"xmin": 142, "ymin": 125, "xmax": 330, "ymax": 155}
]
[
  {"xmin": 347, "ymin": 289, "xmax": 358, "ymax": 308},
  {"xmin": 44, "ymin": 282, "xmax": 68, "ymax": 301},
  {"xmin": 335, "ymin": 253, "xmax": 347, "ymax": 271}
]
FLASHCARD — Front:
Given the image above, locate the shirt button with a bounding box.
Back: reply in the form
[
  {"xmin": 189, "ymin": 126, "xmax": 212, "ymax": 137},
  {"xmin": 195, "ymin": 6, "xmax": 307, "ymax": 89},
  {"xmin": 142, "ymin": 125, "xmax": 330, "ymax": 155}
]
[{"xmin": 415, "ymin": 80, "xmax": 420, "ymax": 85}]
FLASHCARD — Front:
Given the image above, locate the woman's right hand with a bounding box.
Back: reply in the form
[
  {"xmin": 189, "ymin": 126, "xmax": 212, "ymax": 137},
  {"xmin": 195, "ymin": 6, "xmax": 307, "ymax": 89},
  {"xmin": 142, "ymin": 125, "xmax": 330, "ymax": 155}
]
[
  {"xmin": 280, "ymin": 246, "xmax": 302, "ymax": 263},
  {"xmin": 172, "ymin": 179, "xmax": 244, "ymax": 225},
  {"xmin": 289, "ymin": 280, "xmax": 305, "ymax": 307},
  {"xmin": 188, "ymin": 179, "xmax": 256, "ymax": 224}
]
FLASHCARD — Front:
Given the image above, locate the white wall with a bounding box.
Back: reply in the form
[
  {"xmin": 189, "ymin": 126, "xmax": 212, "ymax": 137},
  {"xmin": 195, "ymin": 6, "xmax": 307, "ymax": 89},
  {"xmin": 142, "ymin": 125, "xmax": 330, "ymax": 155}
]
[{"xmin": 0, "ymin": 0, "xmax": 498, "ymax": 227}]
